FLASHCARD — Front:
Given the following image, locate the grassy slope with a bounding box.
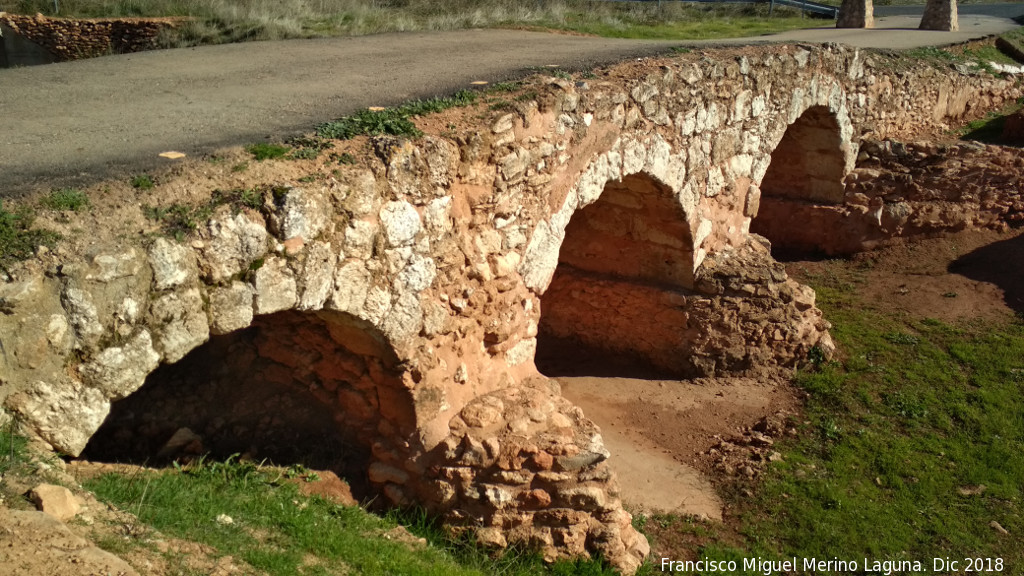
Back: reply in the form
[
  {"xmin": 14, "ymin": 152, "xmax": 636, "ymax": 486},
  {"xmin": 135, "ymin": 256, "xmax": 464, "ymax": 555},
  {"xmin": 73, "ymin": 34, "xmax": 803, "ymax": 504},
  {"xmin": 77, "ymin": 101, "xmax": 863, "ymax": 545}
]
[
  {"xmin": 84, "ymin": 458, "xmax": 625, "ymax": 576},
  {"xmin": 693, "ymin": 261, "xmax": 1024, "ymax": 573}
]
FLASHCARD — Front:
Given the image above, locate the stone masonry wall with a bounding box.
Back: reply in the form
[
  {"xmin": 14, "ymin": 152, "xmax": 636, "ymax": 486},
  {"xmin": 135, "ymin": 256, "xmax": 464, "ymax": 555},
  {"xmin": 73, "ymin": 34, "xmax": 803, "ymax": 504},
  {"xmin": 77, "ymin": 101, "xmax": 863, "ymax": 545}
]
[
  {"xmin": 1, "ymin": 44, "xmax": 1022, "ymax": 573},
  {"xmin": 753, "ymin": 138, "xmax": 1024, "ymax": 254},
  {"xmin": 0, "ymin": 12, "xmax": 181, "ymax": 61}
]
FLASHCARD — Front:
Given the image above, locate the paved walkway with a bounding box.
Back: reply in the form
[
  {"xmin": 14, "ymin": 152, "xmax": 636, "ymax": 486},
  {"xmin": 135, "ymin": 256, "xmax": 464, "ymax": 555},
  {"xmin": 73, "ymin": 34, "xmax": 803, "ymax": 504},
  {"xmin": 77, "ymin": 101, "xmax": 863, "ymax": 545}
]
[{"xmin": 1, "ymin": 8, "xmax": 1020, "ymax": 196}]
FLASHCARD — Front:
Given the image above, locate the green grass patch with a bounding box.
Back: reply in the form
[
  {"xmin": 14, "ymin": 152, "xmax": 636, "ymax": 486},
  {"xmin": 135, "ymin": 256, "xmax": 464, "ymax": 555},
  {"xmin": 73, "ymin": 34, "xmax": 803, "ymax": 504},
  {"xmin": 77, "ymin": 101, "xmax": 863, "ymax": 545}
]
[
  {"xmin": 246, "ymin": 142, "xmax": 291, "ymax": 161},
  {"xmin": 131, "ymin": 174, "xmax": 156, "ymax": 190},
  {"xmin": 317, "ymin": 89, "xmax": 478, "ymax": 140},
  {"xmin": 84, "ymin": 457, "xmax": 622, "ymax": 576},
  {"xmin": 40, "ymin": 188, "xmax": 90, "ymax": 212},
  {"xmin": 712, "ymin": 264, "xmax": 1024, "ymax": 570},
  {"xmin": 0, "ymin": 202, "xmax": 60, "ymax": 270}
]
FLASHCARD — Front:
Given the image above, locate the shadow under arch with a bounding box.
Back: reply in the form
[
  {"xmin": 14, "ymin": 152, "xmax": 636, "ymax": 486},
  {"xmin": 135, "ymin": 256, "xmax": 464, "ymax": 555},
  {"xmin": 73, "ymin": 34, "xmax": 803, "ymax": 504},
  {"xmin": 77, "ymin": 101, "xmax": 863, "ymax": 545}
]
[
  {"xmin": 751, "ymin": 104, "xmax": 851, "ymax": 259},
  {"xmin": 80, "ymin": 309, "xmax": 414, "ymax": 500},
  {"xmin": 535, "ymin": 172, "xmax": 696, "ymax": 379}
]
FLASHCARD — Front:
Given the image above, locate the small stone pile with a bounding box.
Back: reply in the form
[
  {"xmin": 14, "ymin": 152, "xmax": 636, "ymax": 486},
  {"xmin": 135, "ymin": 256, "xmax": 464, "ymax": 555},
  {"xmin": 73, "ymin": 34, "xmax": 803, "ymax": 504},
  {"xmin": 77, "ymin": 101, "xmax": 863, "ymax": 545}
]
[
  {"xmin": 706, "ymin": 411, "xmax": 797, "ymax": 479},
  {"xmin": 0, "ymin": 12, "xmax": 184, "ymax": 61}
]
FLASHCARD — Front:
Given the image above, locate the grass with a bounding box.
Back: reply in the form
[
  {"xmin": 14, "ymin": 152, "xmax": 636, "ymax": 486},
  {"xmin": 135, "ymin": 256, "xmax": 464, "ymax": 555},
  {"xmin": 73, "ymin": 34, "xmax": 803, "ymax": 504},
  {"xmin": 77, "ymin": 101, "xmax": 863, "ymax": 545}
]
[
  {"xmin": 0, "ymin": 201, "xmax": 59, "ymax": 271},
  {"xmin": 0, "ymin": 0, "xmax": 821, "ymax": 48},
  {"xmin": 246, "ymin": 142, "xmax": 291, "ymax": 161},
  {"xmin": 40, "ymin": 188, "xmax": 90, "ymax": 212},
  {"xmin": 0, "ymin": 416, "xmax": 33, "ymax": 505},
  {"xmin": 83, "ymin": 456, "xmax": 623, "ymax": 576},
  {"xmin": 678, "ymin": 263, "xmax": 1024, "ymax": 573},
  {"xmin": 317, "ymin": 89, "xmax": 479, "ymax": 140},
  {"xmin": 131, "ymin": 174, "xmax": 156, "ymax": 190},
  {"xmin": 143, "ymin": 186, "xmax": 273, "ymax": 240}
]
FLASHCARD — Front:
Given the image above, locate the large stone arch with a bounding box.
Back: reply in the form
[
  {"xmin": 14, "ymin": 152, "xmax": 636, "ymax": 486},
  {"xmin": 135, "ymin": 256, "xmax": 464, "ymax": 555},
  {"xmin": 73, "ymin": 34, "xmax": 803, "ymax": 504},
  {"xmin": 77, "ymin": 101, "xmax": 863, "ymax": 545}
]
[
  {"xmin": 537, "ymin": 171, "xmax": 697, "ymax": 376},
  {"xmin": 81, "ymin": 309, "xmax": 416, "ymax": 496}
]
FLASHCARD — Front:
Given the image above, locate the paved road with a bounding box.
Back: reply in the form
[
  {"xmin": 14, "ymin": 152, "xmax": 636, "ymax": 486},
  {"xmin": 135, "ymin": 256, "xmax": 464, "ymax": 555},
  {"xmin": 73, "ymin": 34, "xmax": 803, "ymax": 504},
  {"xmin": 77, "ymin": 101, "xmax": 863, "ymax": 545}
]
[{"xmin": 1, "ymin": 8, "xmax": 1021, "ymax": 196}]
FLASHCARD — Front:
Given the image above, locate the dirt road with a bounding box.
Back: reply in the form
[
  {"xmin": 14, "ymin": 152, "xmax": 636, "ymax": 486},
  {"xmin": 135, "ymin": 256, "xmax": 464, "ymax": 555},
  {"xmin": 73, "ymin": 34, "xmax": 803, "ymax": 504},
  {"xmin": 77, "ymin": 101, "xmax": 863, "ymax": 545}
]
[{"xmin": 1, "ymin": 15, "xmax": 1018, "ymax": 196}]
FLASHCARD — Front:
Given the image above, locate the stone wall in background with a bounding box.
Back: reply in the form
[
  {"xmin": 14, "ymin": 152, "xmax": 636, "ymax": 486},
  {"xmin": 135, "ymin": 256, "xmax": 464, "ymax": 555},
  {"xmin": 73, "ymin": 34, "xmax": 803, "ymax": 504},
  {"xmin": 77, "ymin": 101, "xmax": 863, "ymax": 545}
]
[{"xmin": 0, "ymin": 12, "xmax": 182, "ymax": 62}]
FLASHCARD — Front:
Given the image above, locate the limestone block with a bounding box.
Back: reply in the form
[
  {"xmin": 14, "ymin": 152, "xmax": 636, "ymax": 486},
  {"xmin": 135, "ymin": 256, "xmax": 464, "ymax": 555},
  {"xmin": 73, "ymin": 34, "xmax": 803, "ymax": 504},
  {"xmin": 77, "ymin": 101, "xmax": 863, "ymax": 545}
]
[
  {"xmin": 424, "ymin": 197, "xmax": 453, "ymax": 239},
  {"xmin": 343, "ymin": 220, "xmax": 377, "ymax": 259},
  {"xmin": 520, "ymin": 221, "xmax": 563, "ymax": 292},
  {"xmin": 149, "ymin": 288, "xmax": 209, "ymax": 363},
  {"xmin": 85, "ymin": 248, "xmax": 142, "ymax": 283},
  {"xmin": 423, "ymin": 136, "xmax": 459, "ymax": 187},
  {"xmin": 396, "ymin": 254, "xmax": 437, "ymax": 293},
  {"xmin": 360, "ymin": 285, "xmax": 393, "ymax": 326},
  {"xmin": 330, "ymin": 260, "xmax": 372, "ymax": 315},
  {"xmin": 252, "ymin": 257, "xmax": 297, "ymax": 315},
  {"xmin": 274, "ymin": 186, "xmax": 331, "ymax": 242},
  {"xmin": 381, "ymin": 291, "xmax": 422, "ymax": 343},
  {"xmin": 298, "ymin": 241, "xmax": 337, "ymax": 310},
  {"xmin": 5, "ymin": 379, "xmax": 109, "ymax": 455},
  {"xmin": 28, "ymin": 484, "xmax": 82, "ymax": 521},
  {"xmin": 505, "ymin": 338, "xmax": 537, "ymax": 367},
  {"xmin": 148, "ymin": 237, "xmax": 195, "ymax": 291},
  {"xmin": 79, "ymin": 330, "xmax": 160, "ymax": 399},
  {"xmin": 380, "ymin": 201, "xmax": 422, "ymax": 247},
  {"xmin": 209, "ymin": 282, "xmax": 254, "ymax": 334},
  {"xmin": 60, "ymin": 286, "xmax": 104, "ymax": 346},
  {"xmin": 198, "ymin": 211, "xmax": 269, "ymax": 283}
]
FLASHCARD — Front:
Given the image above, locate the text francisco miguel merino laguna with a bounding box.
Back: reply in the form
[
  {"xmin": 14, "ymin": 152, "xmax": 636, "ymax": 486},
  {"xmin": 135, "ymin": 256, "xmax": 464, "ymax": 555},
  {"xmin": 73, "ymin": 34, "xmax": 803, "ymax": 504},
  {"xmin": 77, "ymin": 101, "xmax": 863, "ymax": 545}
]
[{"xmin": 661, "ymin": 557, "xmax": 1006, "ymax": 574}]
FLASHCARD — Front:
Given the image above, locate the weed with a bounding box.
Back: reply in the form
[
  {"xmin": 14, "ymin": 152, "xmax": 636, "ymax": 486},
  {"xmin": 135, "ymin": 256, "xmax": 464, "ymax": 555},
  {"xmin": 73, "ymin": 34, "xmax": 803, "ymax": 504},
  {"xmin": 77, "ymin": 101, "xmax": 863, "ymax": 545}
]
[
  {"xmin": 231, "ymin": 162, "xmax": 249, "ymax": 173},
  {"xmin": 287, "ymin": 136, "xmax": 330, "ymax": 160},
  {"xmin": 144, "ymin": 203, "xmax": 213, "ymax": 241},
  {"xmin": 131, "ymin": 174, "xmax": 155, "ymax": 190},
  {"xmin": 317, "ymin": 90, "xmax": 478, "ymax": 140},
  {"xmin": 331, "ymin": 152, "xmax": 357, "ymax": 165},
  {"xmin": 246, "ymin": 142, "xmax": 291, "ymax": 161},
  {"xmin": 41, "ymin": 188, "xmax": 90, "ymax": 212},
  {"xmin": 0, "ymin": 202, "xmax": 59, "ymax": 270}
]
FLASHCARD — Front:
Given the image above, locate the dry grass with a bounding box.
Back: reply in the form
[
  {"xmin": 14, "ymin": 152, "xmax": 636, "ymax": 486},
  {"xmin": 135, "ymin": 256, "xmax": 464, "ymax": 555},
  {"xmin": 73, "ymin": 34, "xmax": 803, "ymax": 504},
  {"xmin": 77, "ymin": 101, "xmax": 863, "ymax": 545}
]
[{"xmin": 0, "ymin": 0, "xmax": 818, "ymax": 46}]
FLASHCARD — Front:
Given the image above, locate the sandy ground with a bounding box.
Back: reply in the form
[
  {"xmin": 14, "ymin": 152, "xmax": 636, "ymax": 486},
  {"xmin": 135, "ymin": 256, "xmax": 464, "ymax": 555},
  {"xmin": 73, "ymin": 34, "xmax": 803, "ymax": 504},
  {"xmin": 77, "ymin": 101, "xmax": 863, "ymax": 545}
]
[
  {"xmin": 2, "ymin": 10, "xmax": 1019, "ymax": 197},
  {"xmin": 557, "ymin": 375, "xmax": 798, "ymax": 520},
  {"xmin": 544, "ymin": 226, "xmax": 1024, "ymax": 525}
]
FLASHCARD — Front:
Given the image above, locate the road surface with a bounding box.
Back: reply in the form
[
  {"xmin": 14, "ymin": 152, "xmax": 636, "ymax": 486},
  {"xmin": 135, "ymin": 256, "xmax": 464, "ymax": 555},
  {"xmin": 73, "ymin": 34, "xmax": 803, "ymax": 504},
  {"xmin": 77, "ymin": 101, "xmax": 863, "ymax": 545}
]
[{"xmin": 1, "ymin": 7, "xmax": 1021, "ymax": 196}]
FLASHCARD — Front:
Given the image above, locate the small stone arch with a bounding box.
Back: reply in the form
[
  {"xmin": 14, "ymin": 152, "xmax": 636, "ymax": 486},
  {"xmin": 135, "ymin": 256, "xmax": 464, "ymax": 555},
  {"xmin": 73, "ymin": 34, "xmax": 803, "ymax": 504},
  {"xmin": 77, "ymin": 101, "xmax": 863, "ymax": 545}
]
[
  {"xmin": 81, "ymin": 309, "xmax": 417, "ymax": 499},
  {"xmin": 751, "ymin": 103, "xmax": 855, "ymax": 255},
  {"xmin": 760, "ymin": 104, "xmax": 850, "ymax": 205},
  {"xmin": 536, "ymin": 171, "xmax": 698, "ymax": 377}
]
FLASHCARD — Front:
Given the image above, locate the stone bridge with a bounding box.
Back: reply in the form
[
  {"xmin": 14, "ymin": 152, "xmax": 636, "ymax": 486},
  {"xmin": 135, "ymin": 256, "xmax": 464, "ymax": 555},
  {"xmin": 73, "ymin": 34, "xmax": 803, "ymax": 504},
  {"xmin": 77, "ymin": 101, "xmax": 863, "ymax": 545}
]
[{"xmin": 1, "ymin": 43, "xmax": 1020, "ymax": 573}]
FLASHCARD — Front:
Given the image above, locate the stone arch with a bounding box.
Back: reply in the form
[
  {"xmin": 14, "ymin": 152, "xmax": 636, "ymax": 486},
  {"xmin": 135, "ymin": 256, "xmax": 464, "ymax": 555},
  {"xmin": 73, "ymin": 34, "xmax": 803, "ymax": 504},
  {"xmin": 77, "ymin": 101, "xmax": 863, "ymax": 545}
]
[
  {"xmin": 81, "ymin": 308, "xmax": 417, "ymax": 498},
  {"xmin": 760, "ymin": 104, "xmax": 849, "ymax": 205},
  {"xmin": 751, "ymin": 103, "xmax": 855, "ymax": 255},
  {"xmin": 535, "ymin": 171, "xmax": 698, "ymax": 377}
]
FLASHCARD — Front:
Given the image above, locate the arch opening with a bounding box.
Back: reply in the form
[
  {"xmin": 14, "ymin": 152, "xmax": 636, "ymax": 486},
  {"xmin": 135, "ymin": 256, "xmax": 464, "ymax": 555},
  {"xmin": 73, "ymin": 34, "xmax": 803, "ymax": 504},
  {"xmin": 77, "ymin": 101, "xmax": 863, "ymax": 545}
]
[
  {"xmin": 535, "ymin": 173, "xmax": 696, "ymax": 379},
  {"xmin": 751, "ymin": 105, "xmax": 849, "ymax": 258},
  {"xmin": 80, "ymin": 310, "xmax": 413, "ymax": 499}
]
